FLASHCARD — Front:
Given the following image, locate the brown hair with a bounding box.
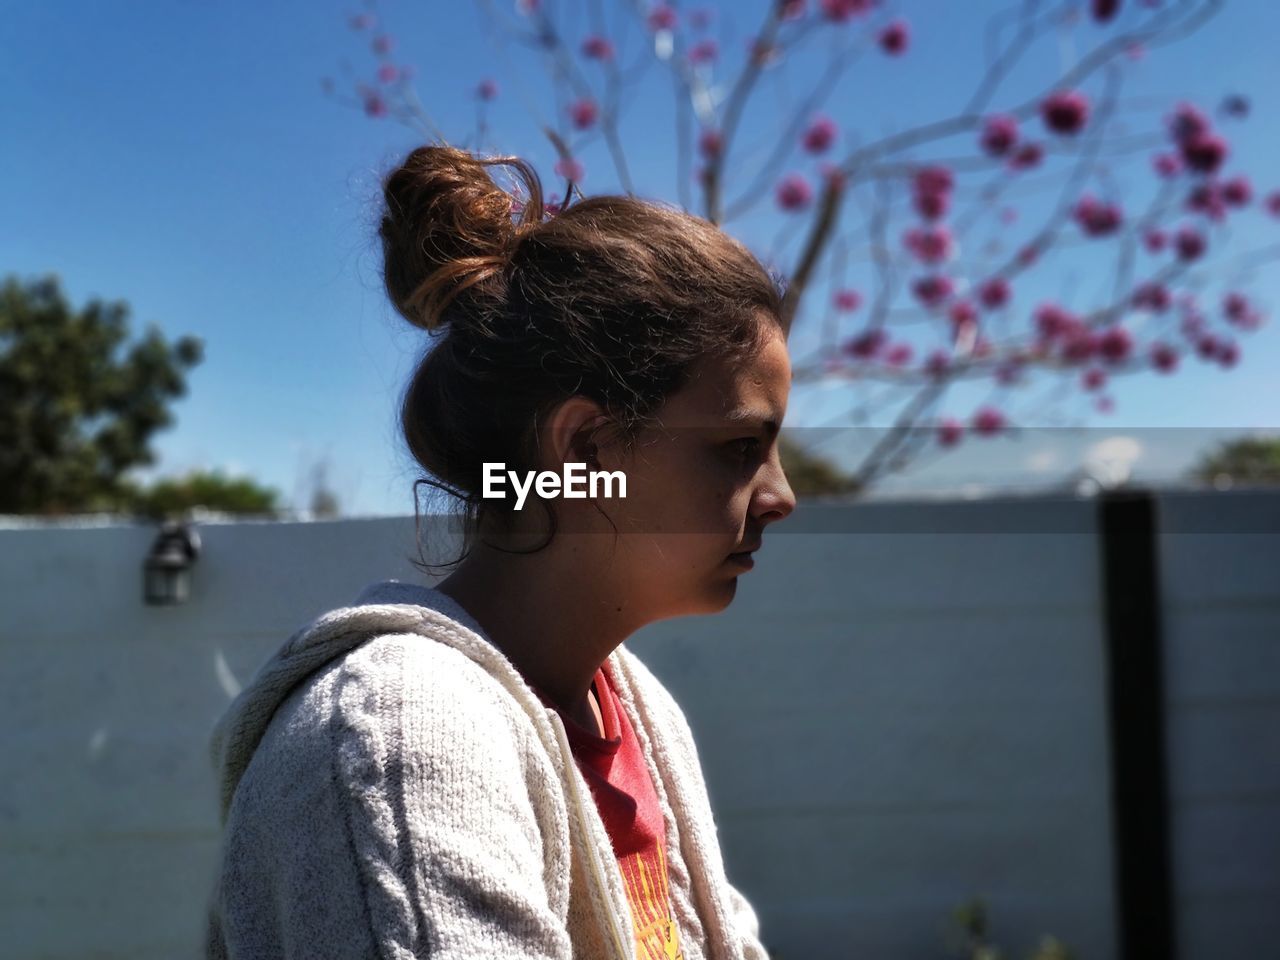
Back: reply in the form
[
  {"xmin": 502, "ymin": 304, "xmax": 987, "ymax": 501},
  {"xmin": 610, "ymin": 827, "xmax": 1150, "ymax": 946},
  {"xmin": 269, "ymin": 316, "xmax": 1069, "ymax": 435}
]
[{"xmin": 377, "ymin": 143, "xmax": 785, "ymax": 573}]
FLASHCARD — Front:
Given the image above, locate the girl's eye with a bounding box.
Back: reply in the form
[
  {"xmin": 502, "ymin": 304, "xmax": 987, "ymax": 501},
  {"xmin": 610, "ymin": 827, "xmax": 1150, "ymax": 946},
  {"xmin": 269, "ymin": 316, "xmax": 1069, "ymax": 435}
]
[{"xmin": 730, "ymin": 437, "xmax": 762, "ymax": 462}]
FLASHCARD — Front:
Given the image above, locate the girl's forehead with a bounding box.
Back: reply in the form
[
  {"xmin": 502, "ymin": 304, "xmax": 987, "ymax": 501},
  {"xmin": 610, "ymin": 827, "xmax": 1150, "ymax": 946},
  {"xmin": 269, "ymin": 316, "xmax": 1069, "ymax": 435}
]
[{"xmin": 658, "ymin": 348, "xmax": 790, "ymax": 430}]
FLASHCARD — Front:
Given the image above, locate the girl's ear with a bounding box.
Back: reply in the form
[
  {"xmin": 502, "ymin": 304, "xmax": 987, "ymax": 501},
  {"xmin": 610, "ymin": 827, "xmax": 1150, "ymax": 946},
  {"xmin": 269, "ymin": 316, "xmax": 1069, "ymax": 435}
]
[{"xmin": 541, "ymin": 395, "xmax": 605, "ymax": 471}]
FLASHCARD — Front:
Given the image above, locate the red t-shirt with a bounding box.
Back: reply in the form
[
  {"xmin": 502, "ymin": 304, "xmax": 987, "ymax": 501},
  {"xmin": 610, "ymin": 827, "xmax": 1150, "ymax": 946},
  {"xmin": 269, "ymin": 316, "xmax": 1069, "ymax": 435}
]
[{"xmin": 530, "ymin": 665, "xmax": 684, "ymax": 960}]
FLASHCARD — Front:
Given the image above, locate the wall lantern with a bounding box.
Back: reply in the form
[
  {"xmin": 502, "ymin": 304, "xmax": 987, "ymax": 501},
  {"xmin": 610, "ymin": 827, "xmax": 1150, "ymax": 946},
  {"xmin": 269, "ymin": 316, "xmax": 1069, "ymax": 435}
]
[{"xmin": 143, "ymin": 520, "xmax": 202, "ymax": 606}]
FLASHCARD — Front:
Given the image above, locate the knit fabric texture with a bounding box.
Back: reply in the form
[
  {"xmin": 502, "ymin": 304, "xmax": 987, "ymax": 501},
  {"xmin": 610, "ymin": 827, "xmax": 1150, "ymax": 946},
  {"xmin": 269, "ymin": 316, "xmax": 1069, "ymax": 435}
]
[{"xmin": 204, "ymin": 579, "xmax": 769, "ymax": 960}]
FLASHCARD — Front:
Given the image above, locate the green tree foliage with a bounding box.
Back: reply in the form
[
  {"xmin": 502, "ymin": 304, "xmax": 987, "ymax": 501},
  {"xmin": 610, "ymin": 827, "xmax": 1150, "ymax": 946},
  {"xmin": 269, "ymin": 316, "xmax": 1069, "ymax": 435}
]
[
  {"xmin": 1187, "ymin": 434, "xmax": 1280, "ymax": 487},
  {"xmin": 118, "ymin": 468, "xmax": 284, "ymax": 521},
  {"xmin": 777, "ymin": 433, "xmax": 861, "ymax": 497},
  {"xmin": 0, "ymin": 274, "xmax": 203, "ymax": 515}
]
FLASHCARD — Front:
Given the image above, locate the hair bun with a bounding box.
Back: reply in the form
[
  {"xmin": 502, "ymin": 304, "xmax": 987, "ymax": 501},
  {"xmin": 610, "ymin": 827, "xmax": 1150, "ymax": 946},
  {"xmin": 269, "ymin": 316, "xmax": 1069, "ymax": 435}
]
[{"xmin": 379, "ymin": 143, "xmax": 541, "ymax": 333}]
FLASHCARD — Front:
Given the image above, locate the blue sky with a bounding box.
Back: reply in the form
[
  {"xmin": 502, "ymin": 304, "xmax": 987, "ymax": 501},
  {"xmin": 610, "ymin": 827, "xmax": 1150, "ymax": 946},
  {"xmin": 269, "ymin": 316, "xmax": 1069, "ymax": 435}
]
[{"xmin": 5, "ymin": 0, "xmax": 1279, "ymax": 516}]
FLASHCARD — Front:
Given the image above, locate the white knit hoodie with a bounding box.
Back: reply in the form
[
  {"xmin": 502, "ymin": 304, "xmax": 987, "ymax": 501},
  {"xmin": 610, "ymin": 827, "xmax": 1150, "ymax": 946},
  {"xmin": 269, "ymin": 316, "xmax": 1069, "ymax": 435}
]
[{"xmin": 205, "ymin": 579, "xmax": 769, "ymax": 960}]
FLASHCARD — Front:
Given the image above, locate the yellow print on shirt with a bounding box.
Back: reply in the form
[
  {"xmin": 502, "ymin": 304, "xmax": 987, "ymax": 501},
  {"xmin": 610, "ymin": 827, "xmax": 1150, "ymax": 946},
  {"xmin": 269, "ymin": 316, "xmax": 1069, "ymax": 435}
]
[{"xmin": 619, "ymin": 843, "xmax": 683, "ymax": 960}]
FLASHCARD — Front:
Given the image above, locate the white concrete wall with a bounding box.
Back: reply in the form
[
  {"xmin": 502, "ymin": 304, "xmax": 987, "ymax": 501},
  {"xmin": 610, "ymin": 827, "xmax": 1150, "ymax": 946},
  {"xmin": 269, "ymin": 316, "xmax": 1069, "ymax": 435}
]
[{"xmin": 0, "ymin": 490, "xmax": 1275, "ymax": 959}]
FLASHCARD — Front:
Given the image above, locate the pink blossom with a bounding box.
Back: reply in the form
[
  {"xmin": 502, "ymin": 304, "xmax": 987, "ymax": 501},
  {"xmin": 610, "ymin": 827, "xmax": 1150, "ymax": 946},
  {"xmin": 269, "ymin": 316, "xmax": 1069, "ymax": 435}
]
[
  {"xmin": 1082, "ymin": 367, "xmax": 1108, "ymax": 391},
  {"xmin": 912, "ymin": 165, "xmax": 953, "ymax": 220},
  {"xmin": 1041, "ymin": 90, "xmax": 1090, "ymax": 135},
  {"xmin": 1186, "ymin": 182, "xmax": 1228, "ymax": 221},
  {"xmin": 1073, "ymin": 194, "xmax": 1123, "ymax": 237},
  {"xmin": 904, "ymin": 225, "xmax": 954, "ymax": 264},
  {"xmin": 776, "ymin": 173, "xmax": 813, "ymax": 211},
  {"xmin": 363, "ymin": 93, "xmax": 388, "ymax": 117},
  {"xmin": 1143, "ymin": 229, "xmax": 1167, "ymax": 254},
  {"xmin": 1017, "ymin": 243, "xmax": 1040, "ymax": 266},
  {"xmin": 476, "ymin": 78, "xmax": 499, "ymax": 101},
  {"xmin": 879, "ymin": 19, "xmax": 910, "ymax": 55},
  {"xmin": 1153, "ymin": 153, "xmax": 1182, "ymax": 178},
  {"xmin": 1150, "ymin": 342, "xmax": 1179, "ymax": 373},
  {"xmin": 554, "ymin": 157, "xmax": 585, "ymax": 181},
  {"xmin": 1223, "ymin": 292, "xmax": 1249, "ymax": 321},
  {"xmin": 569, "ymin": 98, "xmax": 599, "ymax": 129},
  {"xmin": 971, "ymin": 407, "xmax": 1006, "ymax": 436},
  {"xmin": 1267, "ymin": 191, "xmax": 1280, "ymax": 217},
  {"xmin": 914, "ymin": 191, "xmax": 950, "ymax": 220},
  {"xmin": 937, "ymin": 417, "xmax": 964, "ymax": 447},
  {"xmin": 833, "ymin": 288, "xmax": 863, "ymax": 312},
  {"xmin": 1092, "ymin": 0, "xmax": 1121, "ymax": 22},
  {"xmin": 1167, "ymin": 102, "xmax": 1210, "ymax": 144},
  {"xmin": 1035, "ymin": 303, "xmax": 1075, "ymax": 339},
  {"xmin": 913, "ymin": 275, "xmax": 955, "ymax": 308},
  {"xmin": 914, "ymin": 165, "xmax": 954, "ymax": 196},
  {"xmin": 1194, "ymin": 334, "xmax": 1219, "ymax": 360},
  {"xmin": 802, "ymin": 115, "xmax": 838, "ymax": 154},
  {"xmin": 1132, "ymin": 283, "xmax": 1171, "ymax": 312},
  {"xmin": 820, "ymin": 0, "xmax": 875, "ymax": 24},
  {"xmin": 1060, "ymin": 326, "xmax": 1098, "ymax": 364},
  {"xmin": 980, "ymin": 115, "xmax": 1019, "ymax": 157},
  {"xmin": 1097, "ymin": 326, "xmax": 1133, "ymax": 363},
  {"xmin": 1216, "ymin": 339, "xmax": 1240, "ymax": 368},
  {"xmin": 516, "ymin": 0, "xmax": 539, "ymax": 12},
  {"xmin": 1008, "ymin": 142, "xmax": 1045, "ymax": 171},
  {"xmin": 647, "ymin": 4, "xmax": 678, "ymax": 31},
  {"xmin": 688, "ymin": 39, "xmax": 719, "ymax": 64},
  {"xmin": 372, "ymin": 34, "xmax": 394, "ymax": 55},
  {"xmin": 1096, "ymin": 396, "xmax": 1115, "ymax": 414},
  {"xmin": 843, "ymin": 327, "xmax": 887, "ymax": 359},
  {"xmin": 349, "ymin": 13, "xmax": 375, "ymax": 30},
  {"xmin": 581, "ymin": 34, "xmax": 616, "ymax": 60},
  {"xmin": 1222, "ymin": 176, "xmax": 1252, "ymax": 207},
  {"xmin": 884, "ymin": 342, "xmax": 914, "ymax": 366},
  {"xmin": 948, "ymin": 299, "xmax": 978, "ymax": 329},
  {"xmin": 978, "ymin": 277, "xmax": 1011, "ymax": 310},
  {"xmin": 377, "ymin": 63, "xmax": 399, "ymax": 84},
  {"xmin": 925, "ymin": 349, "xmax": 951, "ymax": 379},
  {"xmin": 1180, "ymin": 132, "xmax": 1229, "ymax": 175},
  {"xmin": 698, "ymin": 128, "xmax": 722, "ymax": 159},
  {"xmin": 1174, "ymin": 226, "xmax": 1206, "ymax": 261}
]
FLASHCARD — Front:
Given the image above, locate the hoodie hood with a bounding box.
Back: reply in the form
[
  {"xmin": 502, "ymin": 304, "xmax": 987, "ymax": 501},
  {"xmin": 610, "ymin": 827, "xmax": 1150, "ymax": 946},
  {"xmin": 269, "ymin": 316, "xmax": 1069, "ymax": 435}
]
[{"xmin": 210, "ymin": 579, "xmax": 552, "ymax": 825}]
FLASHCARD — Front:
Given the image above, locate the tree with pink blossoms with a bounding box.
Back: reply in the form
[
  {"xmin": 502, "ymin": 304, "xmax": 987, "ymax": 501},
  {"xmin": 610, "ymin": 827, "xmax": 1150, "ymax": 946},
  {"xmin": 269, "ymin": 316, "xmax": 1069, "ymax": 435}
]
[{"xmin": 326, "ymin": 0, "xmax": 1278, "ymax": 495}]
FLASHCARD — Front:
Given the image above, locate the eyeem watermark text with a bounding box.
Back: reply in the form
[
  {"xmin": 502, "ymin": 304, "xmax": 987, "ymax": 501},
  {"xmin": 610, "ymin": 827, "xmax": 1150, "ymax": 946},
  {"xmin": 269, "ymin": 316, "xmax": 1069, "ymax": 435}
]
[{"xmin": 483, "ymin": 462, "xmax": 627, "ymax": 511}]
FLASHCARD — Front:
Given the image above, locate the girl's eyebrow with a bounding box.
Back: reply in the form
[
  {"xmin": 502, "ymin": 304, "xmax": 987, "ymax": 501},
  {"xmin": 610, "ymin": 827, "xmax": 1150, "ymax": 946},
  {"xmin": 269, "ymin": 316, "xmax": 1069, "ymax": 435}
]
[{"xmin": 722, "ymin": 407, "xmax": 781, "ymax": 437}]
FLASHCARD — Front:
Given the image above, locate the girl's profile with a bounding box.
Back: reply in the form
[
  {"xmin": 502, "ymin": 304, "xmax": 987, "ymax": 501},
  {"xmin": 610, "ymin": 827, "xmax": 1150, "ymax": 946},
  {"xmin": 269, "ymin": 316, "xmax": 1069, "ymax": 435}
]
[{"xmin": 205, "ymin": 142, "xmax": 796, "ymax": 960}]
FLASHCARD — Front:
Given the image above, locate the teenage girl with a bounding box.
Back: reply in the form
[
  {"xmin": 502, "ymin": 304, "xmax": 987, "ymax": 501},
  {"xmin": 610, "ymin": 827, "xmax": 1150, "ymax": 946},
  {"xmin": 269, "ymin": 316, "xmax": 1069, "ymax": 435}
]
[{"xmin": 206, "ymin": 143, "xmax": 796, "ymax": 960}]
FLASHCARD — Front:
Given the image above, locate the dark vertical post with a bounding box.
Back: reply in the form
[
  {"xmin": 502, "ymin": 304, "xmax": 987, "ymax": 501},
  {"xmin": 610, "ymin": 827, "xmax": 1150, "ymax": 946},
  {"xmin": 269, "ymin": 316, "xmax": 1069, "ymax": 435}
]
[{"xmin": 1097, "ymin": 488, "xmax": 1175, "ymax": 960}]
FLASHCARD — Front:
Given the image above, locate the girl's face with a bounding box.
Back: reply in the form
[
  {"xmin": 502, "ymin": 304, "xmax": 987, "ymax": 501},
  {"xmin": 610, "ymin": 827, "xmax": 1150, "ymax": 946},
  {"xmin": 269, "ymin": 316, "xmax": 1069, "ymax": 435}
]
[{"xmin": 588, "ymin": 325, "xmax": 797, "ymax": 618}]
